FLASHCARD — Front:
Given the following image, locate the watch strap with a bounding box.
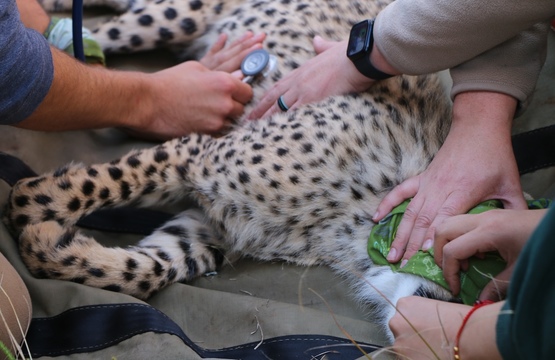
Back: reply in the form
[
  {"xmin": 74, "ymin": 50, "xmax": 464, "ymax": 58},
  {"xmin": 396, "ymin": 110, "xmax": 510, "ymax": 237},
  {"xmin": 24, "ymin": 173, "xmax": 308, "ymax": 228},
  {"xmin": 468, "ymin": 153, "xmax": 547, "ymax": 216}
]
[
  {"xmin": 349, "ymin": 19, "xmax": 394, "ymax": 80},
  {"xmin": 352, "ymin": 52, "xmax": 394, "ymax": 80}
]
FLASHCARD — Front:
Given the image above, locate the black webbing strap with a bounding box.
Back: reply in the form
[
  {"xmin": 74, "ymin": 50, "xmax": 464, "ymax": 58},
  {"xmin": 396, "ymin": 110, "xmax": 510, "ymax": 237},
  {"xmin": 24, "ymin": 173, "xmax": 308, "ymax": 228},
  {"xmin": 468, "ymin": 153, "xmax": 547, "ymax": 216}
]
[
  {"xmin": 512, "ymin": 124, "xmax": 555, "ymax": 175},
  {"xmin": 24, "ymin": 303, "xmax": 381, "ymax": 359}
]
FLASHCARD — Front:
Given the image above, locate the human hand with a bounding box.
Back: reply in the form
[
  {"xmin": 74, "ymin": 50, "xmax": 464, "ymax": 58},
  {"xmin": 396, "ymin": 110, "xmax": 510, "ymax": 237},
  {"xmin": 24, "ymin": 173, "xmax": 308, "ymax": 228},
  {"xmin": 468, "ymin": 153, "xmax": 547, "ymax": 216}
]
[
  {"xmin": 390, "ymin": 296, "xmax": 503, "ymax": 360},
  {"xmin": 247, "ymin": 36, "xmax": 374, "ymax": 119},
  {"xmin": 373, "ymin": 91, "xmax": 527, "ymax": 266},
  {"xmin": 128, "ymin": 61, "xmax": 253, "ymax": 140},
  {"xmin": 199, "ymin": 32, "xmax": 266, "ymax": 73},
  {"xmin": 434, "ymin": 209, "xmax": 546, "ymax": 299}
]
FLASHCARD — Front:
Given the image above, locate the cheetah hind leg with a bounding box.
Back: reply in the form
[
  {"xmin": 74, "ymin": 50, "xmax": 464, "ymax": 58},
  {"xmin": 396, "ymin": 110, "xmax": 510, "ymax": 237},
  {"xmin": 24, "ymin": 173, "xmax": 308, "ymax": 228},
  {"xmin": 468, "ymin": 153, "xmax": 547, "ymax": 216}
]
[{"xmin": 18, "ymin": 209, "xmax": 225, "ymax": 299}]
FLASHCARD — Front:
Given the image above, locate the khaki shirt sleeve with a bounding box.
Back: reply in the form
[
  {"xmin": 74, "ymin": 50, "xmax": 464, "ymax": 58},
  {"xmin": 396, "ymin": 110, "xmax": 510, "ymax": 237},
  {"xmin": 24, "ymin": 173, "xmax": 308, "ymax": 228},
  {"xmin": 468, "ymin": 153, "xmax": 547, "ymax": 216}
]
[{"xmin": 374, "ymin": 0, "xmax": 553, "ymax": 110}]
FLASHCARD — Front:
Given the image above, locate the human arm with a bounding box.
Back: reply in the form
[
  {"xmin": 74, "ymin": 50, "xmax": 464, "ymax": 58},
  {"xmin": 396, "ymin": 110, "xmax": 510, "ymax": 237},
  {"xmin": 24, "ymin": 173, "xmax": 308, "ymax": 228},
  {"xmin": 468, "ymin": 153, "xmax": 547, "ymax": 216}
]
[
  {"xmin": 15, "ymin": 48, "xmax": 253, "ymax": 140},
  {"xmin": 390, "ymin": 296, "xmax": 503, "ymax": 360},
  {"xmin": 433, "ymin": 208, "xmax": 546, "ymax": 299},
  {"xmin": 249, "ymin": 0, "xmax": 552, "ymax": 119}
]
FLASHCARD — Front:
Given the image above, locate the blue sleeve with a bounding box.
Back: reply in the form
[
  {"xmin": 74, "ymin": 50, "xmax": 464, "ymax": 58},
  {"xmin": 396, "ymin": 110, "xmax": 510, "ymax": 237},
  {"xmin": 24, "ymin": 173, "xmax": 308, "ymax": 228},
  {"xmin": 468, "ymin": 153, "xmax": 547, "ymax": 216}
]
[{"xmin": 0, "ymin": 0, "xmax": 54, "ymax": 125}]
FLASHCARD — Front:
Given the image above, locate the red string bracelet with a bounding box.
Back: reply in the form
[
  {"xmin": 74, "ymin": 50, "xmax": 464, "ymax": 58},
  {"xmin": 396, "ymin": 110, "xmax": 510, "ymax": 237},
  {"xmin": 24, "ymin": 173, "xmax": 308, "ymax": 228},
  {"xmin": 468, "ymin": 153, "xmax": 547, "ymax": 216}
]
[{"xmin": 453, "ymin": 300, "xmax": 494, "ymax": 360}]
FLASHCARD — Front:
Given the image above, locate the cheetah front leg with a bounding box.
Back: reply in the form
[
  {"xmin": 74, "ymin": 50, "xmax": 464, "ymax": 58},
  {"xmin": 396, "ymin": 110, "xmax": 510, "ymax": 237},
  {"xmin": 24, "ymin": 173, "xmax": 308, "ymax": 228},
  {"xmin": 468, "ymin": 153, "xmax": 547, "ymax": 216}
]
[{"xmin": 91, "ymin": 0, "xmax": 212, "ymax": 54}]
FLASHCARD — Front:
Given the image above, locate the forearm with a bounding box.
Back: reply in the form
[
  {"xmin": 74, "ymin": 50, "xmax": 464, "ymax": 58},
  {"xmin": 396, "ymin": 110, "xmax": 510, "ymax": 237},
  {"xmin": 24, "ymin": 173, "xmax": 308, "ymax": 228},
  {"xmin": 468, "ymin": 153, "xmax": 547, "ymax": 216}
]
[
  {"xmin": 449, "ymin": 91, "xmax": 516, "ymax": 146},
  {"xmin": 16, "ymin": 48, "xmax": 152, "ymax": 132},
  {"xmin": 458, "ymin": 301, "xmax": 504, "ymax": 360},
  {"xmin": 373, "ymin": 0, "xmax": 552, "ymax": 74}
]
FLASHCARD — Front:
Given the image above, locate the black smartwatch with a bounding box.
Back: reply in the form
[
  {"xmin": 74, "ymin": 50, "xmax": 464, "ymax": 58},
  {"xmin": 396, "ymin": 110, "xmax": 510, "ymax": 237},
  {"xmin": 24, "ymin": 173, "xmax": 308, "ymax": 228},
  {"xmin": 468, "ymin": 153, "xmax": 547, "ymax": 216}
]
[{"xmin": 347, "ymin": 19, "xmax": 393, "ymax": 80}]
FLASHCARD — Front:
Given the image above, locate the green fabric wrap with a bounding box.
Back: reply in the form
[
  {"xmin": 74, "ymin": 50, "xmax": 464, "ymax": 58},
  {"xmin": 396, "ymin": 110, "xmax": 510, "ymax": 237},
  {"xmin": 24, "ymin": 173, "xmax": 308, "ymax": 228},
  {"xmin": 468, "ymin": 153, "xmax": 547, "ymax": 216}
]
[
  {"xmin": 368, "ymin": 198, "xmax": 551, "ymax": 305},
  {"xmin": 43, "ymin": 17, "xmax": 106, "ymax": 66}
]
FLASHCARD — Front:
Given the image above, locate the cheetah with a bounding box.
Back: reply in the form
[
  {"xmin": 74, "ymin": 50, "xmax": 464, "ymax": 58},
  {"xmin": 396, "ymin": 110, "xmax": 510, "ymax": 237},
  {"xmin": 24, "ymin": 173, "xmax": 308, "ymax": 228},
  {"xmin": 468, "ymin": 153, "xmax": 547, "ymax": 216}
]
[{"xmin": 8, "ymin": 0, "xmax": 455, "ymax": 336}]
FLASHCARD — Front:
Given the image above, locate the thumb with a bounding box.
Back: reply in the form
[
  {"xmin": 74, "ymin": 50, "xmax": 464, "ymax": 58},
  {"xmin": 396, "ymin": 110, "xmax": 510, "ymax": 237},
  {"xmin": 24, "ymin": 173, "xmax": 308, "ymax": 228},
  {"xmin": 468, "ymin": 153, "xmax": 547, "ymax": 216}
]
[
  {"xmin": 312, "ymin": 36, "xmax": 334, "ymax": 54},
  {"xmin": 478, "ymin": 265, "xmax": 513, "ymax": 302}
]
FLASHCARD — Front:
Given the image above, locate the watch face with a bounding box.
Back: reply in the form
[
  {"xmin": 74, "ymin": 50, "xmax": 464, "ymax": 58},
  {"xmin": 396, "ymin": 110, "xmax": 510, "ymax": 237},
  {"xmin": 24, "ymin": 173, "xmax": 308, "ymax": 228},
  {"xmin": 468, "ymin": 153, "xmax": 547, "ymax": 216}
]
[{"xmin": 347, "ymin": 20, "xmax": 371, "ymax": 58}]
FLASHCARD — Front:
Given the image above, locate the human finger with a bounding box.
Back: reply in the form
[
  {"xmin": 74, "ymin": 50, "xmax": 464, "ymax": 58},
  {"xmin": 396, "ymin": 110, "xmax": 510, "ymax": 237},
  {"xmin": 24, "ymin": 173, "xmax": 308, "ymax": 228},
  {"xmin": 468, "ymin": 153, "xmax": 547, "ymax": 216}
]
[
  {"xmin": 478, "ymin": 265, "xmax": 513, "ymax": 302},
  {"xmin": 441, "ymin": 231, "xmax": 498, "ymax": 294},
  {"xmin": 201, "ymin": 32, "xmax": 266, "ymax": 72},
  {"xmin": 312, "ymin": 35, "xmax": 336, "ymax": 55},
  {"xmin": 373, "ymin": 176, "xmax": 419, "ymax": 222},
  {"xmin": 229, "ymin": 76, "xmax": 254, "ymax": 105},
  {"xmin": 433, "ymin": 214, "xmax": 477, "ymax": 266},
  {"xmin": 207, "ymin": 33, "xmax": 228, "ymax": 54},
  {"xmin": 260, "ymin": 92, "xmax": 296, "ymax": 119},
  {"xmin": 420, "ymin": 192, "xmax": 472, "ymax": 255},
  {"xmin": 385, "ymin": 190, "xmax": 427, "ymax": 263}
]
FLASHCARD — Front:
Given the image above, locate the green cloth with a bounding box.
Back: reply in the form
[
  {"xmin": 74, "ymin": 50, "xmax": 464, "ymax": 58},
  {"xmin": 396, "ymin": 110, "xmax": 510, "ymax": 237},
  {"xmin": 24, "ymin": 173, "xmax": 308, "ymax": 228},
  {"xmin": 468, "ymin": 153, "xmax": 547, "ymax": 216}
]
[
  {"xmin": 368, "ymin": 198, "xmax": 551, "ymax": 305},
  {"xmin": 44, "ymin": 17, "xmax": 106, "ymax": 66}
]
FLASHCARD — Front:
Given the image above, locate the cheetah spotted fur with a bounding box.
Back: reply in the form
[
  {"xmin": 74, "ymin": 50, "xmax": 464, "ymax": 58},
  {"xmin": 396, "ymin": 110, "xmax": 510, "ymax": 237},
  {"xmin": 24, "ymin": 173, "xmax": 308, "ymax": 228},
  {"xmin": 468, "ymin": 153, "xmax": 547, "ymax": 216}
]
[{"xmin": 9, "ymin": 0, "xmax": 455, "ymax": 336}]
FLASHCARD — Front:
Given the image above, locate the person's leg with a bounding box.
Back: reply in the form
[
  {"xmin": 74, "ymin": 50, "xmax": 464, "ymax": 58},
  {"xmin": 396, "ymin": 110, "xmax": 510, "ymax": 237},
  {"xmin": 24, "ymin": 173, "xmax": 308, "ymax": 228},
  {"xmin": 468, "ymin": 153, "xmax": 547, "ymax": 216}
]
[
  {"xmin": 15, "ymin": 0, "xmax": 50, "ymax": 33},
  {"xmin": 0, "ymin": 253, "xmax": 31, "ymax": 359}
]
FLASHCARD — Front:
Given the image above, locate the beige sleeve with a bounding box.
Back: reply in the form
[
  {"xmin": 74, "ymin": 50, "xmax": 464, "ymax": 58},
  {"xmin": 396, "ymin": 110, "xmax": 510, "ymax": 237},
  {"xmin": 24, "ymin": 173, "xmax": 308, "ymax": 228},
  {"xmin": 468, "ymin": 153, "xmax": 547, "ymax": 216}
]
[{"xmin": 374, "ymin": 0, "xmax": 553, "ymax": 108}]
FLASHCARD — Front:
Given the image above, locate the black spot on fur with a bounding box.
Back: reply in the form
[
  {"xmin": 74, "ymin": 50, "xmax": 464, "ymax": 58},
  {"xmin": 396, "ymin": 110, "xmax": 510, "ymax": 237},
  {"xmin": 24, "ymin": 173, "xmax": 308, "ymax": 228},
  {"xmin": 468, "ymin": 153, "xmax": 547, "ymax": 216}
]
[
  {"xmin": 163, "ymin": 225, "xmax": 189, "ymax": 239},
  {"xmin": 27, "ymin": 178, "xmax": 45, "ymax": 188},
  {"xmin": 157, "ymin": 250, "xmax": 171, "ymax": 262},
  {"xmin": 85, "ymin": 199, "xmax": 95, "ymax": 209},
  {"xmin": 159, "ymin": 26, "xmax": 173, "ymax": 41},
  {"xmin": 58, "ymin": 180, "xmax": 72, "ymax": 190},
  {"xmin": 142, "ymin": 181, "xmax": 156, "ymax": 195},
  {"xmin": 350, "ymin": 187, "xmax": 363, "ymax": 201},
  {"xmin": 99, "ymin": 188, "xmax": 110, "ymax": 200},
  {"xmin": 154, "ymin": 150, "xmax": 169, "ymax": 163},
  {"xmin": 71, "ymin": 277, "xmax": 86, "ymax": 284},
  {"xmin": 130, "ymin": 35, "xmax": 143, "ymax": 47},
  {"xmin": 56, "ymin": 231, "xmax": 75, "ymax": 248},
  {"xmin": 189, "ymin": 0, "xmax": 203, "ymax": 10},
  {"xmin": 123, "ymin": 272, "xmax": 136, "ymax": 281},
  {"xmin": 102, "ymin": 284, "xmax": 122, "ymax": 292},
  {"xmin": 153, "ymin": 261, "xmax": 164, "ymax": 276},
  {"xmin": 164, "ymin": 7, "xmax": 178, "ymax": 19},
  {"xmin": 42, "ymin": 209, "xmax": 57, "ymax": 221},
  {"xmin": 277, "ymin": 148, "xmax": 288, "ymax": 156},
  {"xmin": 238, "ymin": 171, "xmax": 250, "ymax": 184},
  {"xmin": 252, "ymin": 143, "xmax": 265, "ymax": 150},
  {"xmin": 126, "ymin": 258, "xmax": 138, "ymax": 270},
  {"xmin": 302, "ymin": 143, "xmax": 313, "ymax": 153},
  {"xmin": 53, "ymin": 167, "xmax": 68, "ymax": 177},
  {"xmin": 167, "ymin": 267, "xmax": 177, "ymax": 281},
  {"xmin": 139, "ymin": 281, "xmax": 151, "ymax": 291},
  {"xmin": 62, "ymin": 255, "xmax": 77, "ymax": 266},
  {"xmin": 185, "ymin": 257, "xmax": 198, "ymax": 275},
  {"xmin": 67, "ymin": 198, "xmax": 81, "ymax": 212},
  {"xmin": 180, "ymin": 18, "xmax": 197, "ymax": 34},
  {"xmin": 107, "ymin": 28, "xmax": 120, "ymax": 40},
  {"xmin": 82, "ymin": 180, "xmax": 95, "ymax": 196},
  {"xmin": 87, "ymin": 168, "xmax": 99, "ymax": 177},
  {"xmin": 14, "ymin": 195, "xmax": 29, "ymax": 207},
  {"xmin": 108, "ymin": 167, "xmax": 123, "ymax": 180},
  {"xmin": 252, "ymin": 155, "xmax": 263, "ymax": 164},
  {"xmin": 88, "ymin": 268, "xmax": 105, "ymax": 277},
  {"xmin": 138, "ymin": 14, "xmax": 154, "ymax": 26},
  {"xmin": 120, "ymin": 181, "xmax": 131, "ymax": 200}
]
